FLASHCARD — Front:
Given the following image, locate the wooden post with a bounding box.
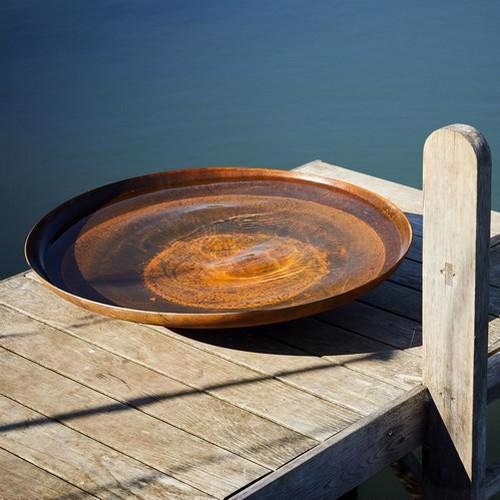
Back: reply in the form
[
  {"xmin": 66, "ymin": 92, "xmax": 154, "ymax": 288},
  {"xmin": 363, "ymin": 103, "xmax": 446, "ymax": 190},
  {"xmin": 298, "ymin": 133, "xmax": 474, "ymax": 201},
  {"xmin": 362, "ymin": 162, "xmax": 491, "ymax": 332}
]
[{"xmin": 422, "ymin": 124, "xmax": 491, "ymax": 498}]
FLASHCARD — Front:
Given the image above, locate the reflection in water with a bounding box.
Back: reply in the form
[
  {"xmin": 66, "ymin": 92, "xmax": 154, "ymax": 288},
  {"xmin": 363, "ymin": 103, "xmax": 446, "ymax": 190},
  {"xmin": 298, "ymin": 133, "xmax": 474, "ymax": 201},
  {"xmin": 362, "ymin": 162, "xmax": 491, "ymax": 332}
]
[
  {"xmin": 62, "ymin": 189, "xmax": 389, "ymax": 312},
  {"xmin": 144, "ymin": 232, "xmax": 330, "ymax": 309}
]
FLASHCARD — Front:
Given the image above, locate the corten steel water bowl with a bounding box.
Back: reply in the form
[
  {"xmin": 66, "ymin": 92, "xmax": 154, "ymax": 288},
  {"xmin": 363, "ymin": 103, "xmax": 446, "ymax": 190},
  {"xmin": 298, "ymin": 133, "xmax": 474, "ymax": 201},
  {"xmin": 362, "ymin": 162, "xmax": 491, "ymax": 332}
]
[{"xmin": 25, "ymin": 167, "xmax": 412, "ymax": 328}]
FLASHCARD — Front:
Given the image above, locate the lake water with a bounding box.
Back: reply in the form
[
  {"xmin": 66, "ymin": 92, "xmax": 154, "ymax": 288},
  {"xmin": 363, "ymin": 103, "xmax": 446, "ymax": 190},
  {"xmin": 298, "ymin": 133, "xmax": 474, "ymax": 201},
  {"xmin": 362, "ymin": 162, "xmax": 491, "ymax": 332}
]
[{"xmin": 2, "ymin": 1, "xmax": 500, "ymax": 497}]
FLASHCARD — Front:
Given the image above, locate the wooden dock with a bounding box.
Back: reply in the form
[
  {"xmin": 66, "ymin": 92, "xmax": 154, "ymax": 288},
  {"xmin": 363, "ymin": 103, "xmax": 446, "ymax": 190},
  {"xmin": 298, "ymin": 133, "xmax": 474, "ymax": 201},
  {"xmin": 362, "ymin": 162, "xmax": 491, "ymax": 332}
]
[{"xmin": 1, "ymin": 125, "xmax": 500, "ymax": 499}]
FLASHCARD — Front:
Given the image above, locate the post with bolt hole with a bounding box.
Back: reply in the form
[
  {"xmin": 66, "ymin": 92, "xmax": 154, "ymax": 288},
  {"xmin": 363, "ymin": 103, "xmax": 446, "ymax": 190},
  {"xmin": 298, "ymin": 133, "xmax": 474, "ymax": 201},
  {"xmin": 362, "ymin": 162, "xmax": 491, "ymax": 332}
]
[{"xmin": 422, "ymin": 124, "xmax": 491, "ymax": 498}]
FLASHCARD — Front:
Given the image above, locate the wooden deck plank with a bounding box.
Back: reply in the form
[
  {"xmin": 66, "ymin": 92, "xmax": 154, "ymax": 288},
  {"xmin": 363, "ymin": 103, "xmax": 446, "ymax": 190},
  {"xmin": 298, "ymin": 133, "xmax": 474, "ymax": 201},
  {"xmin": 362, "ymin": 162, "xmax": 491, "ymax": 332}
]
[
  {"xmin": 358, "ymin": 279, "xmax": 500, "ymax": 355},
  {"xmin": 296, "ymin": 161, "xmax": 423, "ymax": 216},
  {"xmin": 488, "ymin": 320, "xmax": 500, "ymax": 356},
  {"xmin": 231, "ymin": 351, "xmax": 500, "ymax": 500},
  {"xmin": 404, "ymin": 234, "xmax": 423, "ymax": 261},
  {"xmin": 0, "ymin": 275, "xmax": 359, "ymax": 442},
  {"xmin": 1, "ymin": 160, "xmax": 499, "ymax": 497},
  {"xmin": 323, "ymin": 285, "xmax": 500, "ymax": 357},
  {"xmin": 391, "ymin": 257, "xmax": 500, "ymax": 320},
  {"xmin": 320, "ymin": 301, "xmax": 422, "ymax": 354},
  {"xmin": 0, "ymin": 447, "xmax": 96, "ymax": 500},
  {"xmin": 489, "ymin": 245, "xmax": 500, "ymax": 287},
  {"xmin": 0, "ymin": 397, "xmax": 212, "ymax": 499},
  {"xmin": 148, "ymin": 323, "xmax": 406, "ymax": 415},
  {"xmin": 295, "ymin": 160, "xmax": 500, "ymax": 238},
  {"xmin": 381, "ymin": 257, "xmax": 500, "ymax": 351},
  {"xmin": 0, "ymin": 349, "xmax": 268, "ymax": 498},
  {"xmin": 0, "ymin": 304, "xmax": 316, "ymax": 471},
  {"xmin": 391, "ymin": 258, "xmax": 422, "ymax": 290},
  {"xmin": 231, "ymin": 386, "xmax": 429, "ymax": 500},
  {"xmin": 267, "ymin": 318, "xmax": 422, "ymax": 390},
  {"xmin": 360, "ymin": 279, "xmax": 422, "ymax": 322}
]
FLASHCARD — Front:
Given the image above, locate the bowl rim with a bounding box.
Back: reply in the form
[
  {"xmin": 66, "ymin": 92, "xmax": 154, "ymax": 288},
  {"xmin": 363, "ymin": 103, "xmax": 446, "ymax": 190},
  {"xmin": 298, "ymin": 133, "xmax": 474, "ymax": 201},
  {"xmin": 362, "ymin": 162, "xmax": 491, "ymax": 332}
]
[{"xmin": 25, "ymin": 166, "xmax": 413, "ymax": 328}]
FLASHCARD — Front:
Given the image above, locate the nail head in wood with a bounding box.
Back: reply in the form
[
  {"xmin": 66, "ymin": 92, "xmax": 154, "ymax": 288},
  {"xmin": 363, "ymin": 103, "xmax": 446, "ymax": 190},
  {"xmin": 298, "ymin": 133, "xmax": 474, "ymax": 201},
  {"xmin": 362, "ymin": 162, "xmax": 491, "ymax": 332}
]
[{"xmin": 422, "ymin": 124, "xmax": 491, "ymax": 497}]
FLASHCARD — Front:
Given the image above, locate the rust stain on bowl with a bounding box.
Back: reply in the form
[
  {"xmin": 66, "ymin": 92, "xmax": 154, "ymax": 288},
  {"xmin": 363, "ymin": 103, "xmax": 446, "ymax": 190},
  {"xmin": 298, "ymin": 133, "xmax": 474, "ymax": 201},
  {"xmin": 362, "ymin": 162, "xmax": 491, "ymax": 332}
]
[{"xmin": 25, "ymin": 167, "xmax": 411, "ymax": 328}]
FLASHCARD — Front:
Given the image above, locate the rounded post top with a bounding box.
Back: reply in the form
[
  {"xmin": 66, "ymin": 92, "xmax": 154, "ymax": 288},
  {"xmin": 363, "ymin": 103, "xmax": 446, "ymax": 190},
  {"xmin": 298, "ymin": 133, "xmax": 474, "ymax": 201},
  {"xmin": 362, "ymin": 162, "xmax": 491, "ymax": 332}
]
[{"xmin": 424, "ymin": 124, "xmax": 491, "ymax": 169}]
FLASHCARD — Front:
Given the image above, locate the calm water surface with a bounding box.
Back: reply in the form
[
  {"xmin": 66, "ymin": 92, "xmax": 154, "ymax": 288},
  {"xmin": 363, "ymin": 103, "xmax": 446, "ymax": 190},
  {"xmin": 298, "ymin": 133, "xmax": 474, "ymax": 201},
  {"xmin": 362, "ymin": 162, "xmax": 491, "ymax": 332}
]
[{"xmin": 2, "ymin": 1, "xmax": 500, "ymax": 497}]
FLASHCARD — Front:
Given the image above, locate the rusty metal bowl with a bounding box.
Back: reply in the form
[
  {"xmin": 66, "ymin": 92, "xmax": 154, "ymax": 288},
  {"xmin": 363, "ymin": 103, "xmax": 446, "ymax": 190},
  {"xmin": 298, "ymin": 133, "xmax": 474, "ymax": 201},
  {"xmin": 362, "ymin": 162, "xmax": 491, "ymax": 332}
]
[{"xmin": 25, "ymin": 167, "xmax": 412, "ymax": 328}]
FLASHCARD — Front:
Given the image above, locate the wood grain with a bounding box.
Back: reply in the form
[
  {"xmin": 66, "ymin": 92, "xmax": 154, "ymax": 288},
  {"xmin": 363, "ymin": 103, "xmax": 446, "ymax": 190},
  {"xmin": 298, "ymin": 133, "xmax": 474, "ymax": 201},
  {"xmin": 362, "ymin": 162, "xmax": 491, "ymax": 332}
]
[
  {"xmin": 0, "ymin": 275, "xmax": 360, "ymax": 441},
  {"xmin": 0, "ymin": 447, "xmax": 96, "ymax": 500},
  {"xmin": 230, "ymin": 386, "xmax": 428, "ymax": 500},
  {"xmin": 295, "ymin": 160, "xmax": 500, "ymax": 239},
  {"xmin": 0, "ymin": 396, "xmax": 212, "ymax": 499},
  {"xmin": 361, "ymin": 279, "xmax": 422, "ymax": 322},
  {"xmin": 149, "ymin": 322, "xmax": 406, "ymax": 415},
  {"xmin": 0, "ymin": 348, "xmax": 268, "ymax": 498},
  {"xmin": 295, "ymin": 161, "xmax": 423, "ymax": 216},
  {"xmin": 233, "ymin": 351, "xmax": 500, "ymax": 499},
  {"xmin": 0, "ymin": 304, "xmax": 317, "ymax": 470},
  {"xmin": 320, "ymin": 301, "xmax": 422, "ymax": 354},
  {"xmin": 265, "ymin": 318, "xmax": 422, "ymax": 390},
  {"xmin": 2, "ymin": 158, "xmax": 500, "ymax": 498},
  {"xmin": 377, "ymin": 241, "xmax": 500, "ymax": 322},
  {"xmin": 422, "ymin": 124, "xmax": 491, "ymax": 497}
]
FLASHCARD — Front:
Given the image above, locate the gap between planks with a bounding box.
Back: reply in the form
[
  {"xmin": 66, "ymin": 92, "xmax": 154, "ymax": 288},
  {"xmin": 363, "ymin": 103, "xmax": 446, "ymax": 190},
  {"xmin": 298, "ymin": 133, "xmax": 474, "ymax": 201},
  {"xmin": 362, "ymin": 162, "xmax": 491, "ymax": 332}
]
[
  {"xmin": 0, "ymin": 340, "xmax": 281, "ymax": 470},
  {"xmin": 1, "ymin": 160, "xmax": 500, "ymax": 497},
  {"xmin": 0, "ymin": 393, "xmax": 216, "ymax": 500},
  {"xmin": 3, "ymin": 274, "xmax": 410, "ymax": 416},
  {"xmin": 0, "ymin": 446, "xmax": 97, "ymax": 500},
  {"xmin": 0, "ymin": 301, "xmax": 330, "ymax": 470},
  {"xmin": 0, "ymin": 351, "xmax": 268, "ymax": 499},
  {"xmin": 0, "ymin": 288, "xmax": 362, "ymax": 441}
]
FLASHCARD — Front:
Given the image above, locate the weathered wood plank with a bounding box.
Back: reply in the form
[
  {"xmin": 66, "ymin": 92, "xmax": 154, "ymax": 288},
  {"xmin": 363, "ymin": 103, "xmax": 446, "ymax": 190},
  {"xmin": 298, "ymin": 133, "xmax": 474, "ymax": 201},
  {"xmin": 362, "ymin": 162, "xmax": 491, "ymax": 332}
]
[
  {"xmin": 488, "ymin": 286, "xmax": 500, "ymax": 317},
  {"xmin": 265, "ymin": 318, "xmax": 422, "ymax": 390},
  {"xmin": 487, "ymin": 318, "xmax": 500, "ymax": 356},
  {"xmin": 360, "ymin": 279, "xmax": 422, "ymax": 322},
  {"xmin": 0, "ymin": 396, "xmax": 212, "ymax": 499},
  {"xmin": 385, "ymin": 222, "xmax": 500, "ymax": 267},
  {"xmin": 359, "ymin": 277, "xmax": 500, "ymax": 355},
  {"xmin": 391, "ymin": 258, "xmax": 422, "ymax": 290},
  {"xmin": 0, "ymin": 447, "xmax": 96, "ymax": 500},
  {"xmin": 320, "ymin": 263, "xmax": 500, "ymax": 360},
  {"xmin": 295, "ymin": 161, "xmax": 423, "ymax": 216},
  {"xmin": 295, "ymin": 160, "xmax": 500, "ymax": 238},
  {"xmin": 148, "ymin": 321, "xmax": 406, "ymax": 415},
  {"xmin": 379, "ymin": 237, "xmax": 500, "ymax": 321},
  {"xmin": 422, "ymin": 124, "xmax": 491, "ymax": 497},
  {"xmin": 0, "ymin": 348, "xmax": 268, "ymax": 498},
  {"xmin": 230, "ymin": 386, "xmax": 429, "ymax": 500},
  {"xmin": 391, "ymin": 258, "xmax": 500, "ymax": 321},
  {"xmin": 0, "ymin": 304, "xmax": 317, "ymax": 470},
  {"xmin": 0, "ymin": 275, "xmax": 359, "ymax": 441},
  {"xmin": 320, "ymin": 301, "xmax": 422, "ymax": 354},
  {"xmin": 405, "ymin": 234, "xmax": 423, "ymax": 261},
  {"xmin": 228, "ymin": 350, "xmax": 500, "ymax": 499}
]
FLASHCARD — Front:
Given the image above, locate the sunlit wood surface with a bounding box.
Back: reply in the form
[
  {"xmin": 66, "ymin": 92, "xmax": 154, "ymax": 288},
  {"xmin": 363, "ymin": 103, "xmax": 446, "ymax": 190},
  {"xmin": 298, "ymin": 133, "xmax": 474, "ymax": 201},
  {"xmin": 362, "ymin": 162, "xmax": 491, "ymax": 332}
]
[{"xmin": 2, "ymin": 161, "xmax": 500, "ymax": 499}]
